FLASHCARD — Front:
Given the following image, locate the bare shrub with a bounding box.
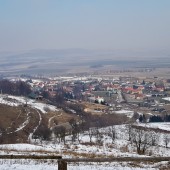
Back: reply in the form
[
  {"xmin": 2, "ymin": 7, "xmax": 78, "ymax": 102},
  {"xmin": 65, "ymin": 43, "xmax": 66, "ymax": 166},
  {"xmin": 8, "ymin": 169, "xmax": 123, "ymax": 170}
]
[
  {"xmin": 163, "ymin": 133, "xmax": 170, "ymax": 148},
  {"xmin": 129, "ymin": 126, "xmax": 159, "ymax": 155}
]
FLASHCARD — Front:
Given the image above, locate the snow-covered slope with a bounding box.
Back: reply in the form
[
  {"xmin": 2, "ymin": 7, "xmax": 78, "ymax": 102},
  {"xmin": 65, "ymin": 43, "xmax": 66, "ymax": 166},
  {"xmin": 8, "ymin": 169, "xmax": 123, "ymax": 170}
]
[
  {"xmin": 0, "ymin": 124, "xmax": 170, "ymax": 169},
  {"xmin": 0, "ymin": 95, "xmax": 58, "ymax": 113},
  {"xmin": 136, "ymin": 122, "xmax": 170, "ymax": 131}
]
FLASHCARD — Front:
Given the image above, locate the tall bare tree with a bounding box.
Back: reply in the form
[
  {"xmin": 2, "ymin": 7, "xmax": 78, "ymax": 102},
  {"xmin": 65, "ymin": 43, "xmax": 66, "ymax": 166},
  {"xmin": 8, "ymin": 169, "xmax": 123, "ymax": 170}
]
[
  {"xmin": 130, "ymin": 127, "xmax": 158, "ymax": 155},
  {"xmin": 108, "ymin": 126, "xmax": 116, "ymax": 144},
  {"xmin": 163, "ymin": 133, "xmax": 170, "ymax": 148}
]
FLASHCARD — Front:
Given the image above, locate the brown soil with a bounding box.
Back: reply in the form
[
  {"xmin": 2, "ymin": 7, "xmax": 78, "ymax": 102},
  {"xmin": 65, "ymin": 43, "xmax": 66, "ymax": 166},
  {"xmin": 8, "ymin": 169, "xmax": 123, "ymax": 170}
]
[
  {"xmin": 0, "ymin": 104, "xmax": 41, "ymax": 144},
  {"xmin": 46, "ymin": 110, "xmax": 79, "ymax": 129}
]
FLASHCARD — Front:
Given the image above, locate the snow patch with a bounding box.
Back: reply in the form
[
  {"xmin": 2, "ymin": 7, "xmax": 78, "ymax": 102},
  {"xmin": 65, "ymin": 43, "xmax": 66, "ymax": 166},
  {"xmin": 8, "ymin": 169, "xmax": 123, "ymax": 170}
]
[
  {"xmin": 115, "ymin": 109, "xmax": 134, "ymax": 118},
  {"xmin": 0, "ymin": 95, "xmax": 58, "ymax": 113}
]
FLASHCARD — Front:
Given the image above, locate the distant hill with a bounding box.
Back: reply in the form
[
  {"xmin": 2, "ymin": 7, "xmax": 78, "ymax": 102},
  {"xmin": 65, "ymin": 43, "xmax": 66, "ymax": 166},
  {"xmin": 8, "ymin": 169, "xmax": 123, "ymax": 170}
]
[{"xmin": 0, "ymin": 49, "xmax": 170, "ymax": 75}]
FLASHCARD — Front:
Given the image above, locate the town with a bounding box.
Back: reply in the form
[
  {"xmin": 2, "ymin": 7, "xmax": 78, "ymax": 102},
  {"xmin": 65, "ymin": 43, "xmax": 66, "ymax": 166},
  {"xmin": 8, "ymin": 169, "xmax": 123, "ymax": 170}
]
[{"xmin": 14, "ymin": 74, "xmax": 170, "ymax": 121}]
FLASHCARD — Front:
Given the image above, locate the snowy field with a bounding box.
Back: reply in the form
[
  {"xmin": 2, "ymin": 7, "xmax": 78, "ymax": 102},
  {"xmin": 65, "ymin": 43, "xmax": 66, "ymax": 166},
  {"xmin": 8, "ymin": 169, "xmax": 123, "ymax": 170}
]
[
  {"xmin": 0, "ymin": 95, "xmax": 58, "ymax": 113},
  {"xmin": 114, "ymin": 109, "xmax": 134, "ymax": 118},
  {"xmin": 136, "ymin": 122, "xmax": 170, "ymax": 131},
  {"xmin": 0, "ymin": 144, "xmax": 57, "ymax": 154},
  {"xmin": 0, "ymin": 163, "xmax": 162, "ymax": 170},
  {"xmin": 0, "ymin": 159, "xmax": 167, "ymax": 170},
  {"xmin": 0, "ymin": 124, "xmax": 170, "ymax": 169}
]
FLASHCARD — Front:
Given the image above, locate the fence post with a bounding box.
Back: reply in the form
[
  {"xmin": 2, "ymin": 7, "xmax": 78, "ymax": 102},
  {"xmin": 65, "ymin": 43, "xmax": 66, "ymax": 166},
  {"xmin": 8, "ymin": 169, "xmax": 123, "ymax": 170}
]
[{"xmin": 58, "ymin": 159, "xmax": 67, "ymax": 170}]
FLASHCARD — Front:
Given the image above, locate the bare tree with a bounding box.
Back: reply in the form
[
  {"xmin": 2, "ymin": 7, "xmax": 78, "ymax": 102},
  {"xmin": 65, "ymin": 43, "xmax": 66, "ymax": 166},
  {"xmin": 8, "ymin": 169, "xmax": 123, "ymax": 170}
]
[
  {"xmin": 71, "ymin": 129, "xmax": 77, "ymax": 144},
  {"xmin": 33, "ymin": 125, "xmax": 51, "ymax": 141},
  {"xmin": 88, "ymin": 128, "xmax": 96, "ymax": 143},
  {"xmin": 130, "ymin": 128, "xmax": 153, "ymax": 155},
  {"xmin": 96, "ymin": 131, "xmax": 103, "ymax": 145},
  {"xmin": 91, "ymin": 127, "xmax": 103, "ymax": 145},
  {"xmin": 126, "ymin": 124, "xmax": 132, "ymax": 141},
  {"xmin": 53, "ymin": 126, "xmax": 66, "ymax": 144},
  {"xmin": 76, "ymin": 130, "xmax": 81, "ymax": 144},
  {"xmin": 150, "ymin": 131, "xmax": 159, "ymax": 146},
  {"xmin": 0, "ymin": 128, "xmax": 6, "ymax": 144},
  {"xmin": 163, "ymin": 133, "xmax": 170, "ymax": 148},
  {"xmin": 69, "ymin": 119, "xmax": 81, "ymax": 144},
  {"xmin": 108, "ymin": 126, "xmax": 116, "ymax": 144}
]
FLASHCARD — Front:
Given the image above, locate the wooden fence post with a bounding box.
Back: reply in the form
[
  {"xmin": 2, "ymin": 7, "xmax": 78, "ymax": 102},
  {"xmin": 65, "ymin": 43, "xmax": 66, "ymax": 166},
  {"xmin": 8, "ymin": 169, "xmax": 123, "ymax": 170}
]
[{"xmin": 58, "ymin": 159, "xmax": 67, "ymax": 170}]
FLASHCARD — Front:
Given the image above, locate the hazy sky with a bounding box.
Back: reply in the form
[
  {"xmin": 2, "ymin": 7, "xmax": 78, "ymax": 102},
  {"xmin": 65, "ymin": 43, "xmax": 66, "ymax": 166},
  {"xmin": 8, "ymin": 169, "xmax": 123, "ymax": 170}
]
[{"xmin": 0, "ymin": 0, "xmax": 170, "ymax": 52}]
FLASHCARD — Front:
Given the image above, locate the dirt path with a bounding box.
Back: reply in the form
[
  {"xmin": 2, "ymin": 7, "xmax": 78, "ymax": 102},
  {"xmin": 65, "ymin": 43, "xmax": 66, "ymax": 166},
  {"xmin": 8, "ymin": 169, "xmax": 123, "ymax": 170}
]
[{"xmin": 28, "ymin": 109, "xmax": 42, "ymax": 141}]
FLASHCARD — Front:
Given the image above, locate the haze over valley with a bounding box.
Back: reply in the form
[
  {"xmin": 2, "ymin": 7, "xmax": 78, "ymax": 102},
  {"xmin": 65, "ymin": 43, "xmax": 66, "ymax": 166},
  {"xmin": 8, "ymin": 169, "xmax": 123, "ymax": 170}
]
[{"xmin": 0, "ymin": 48, "xmax": 170, "ymax": 75}]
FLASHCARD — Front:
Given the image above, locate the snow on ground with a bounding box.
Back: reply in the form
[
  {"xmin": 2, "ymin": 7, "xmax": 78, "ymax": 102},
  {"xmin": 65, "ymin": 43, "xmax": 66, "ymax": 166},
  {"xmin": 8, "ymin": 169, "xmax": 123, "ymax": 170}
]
[
  {"xmin": 1, "ymin": 124, "xmax": 170, "ymax": 158},
  {"xmin": 0, "ymin": 161, "xmax": 163, "ymax": 170},
  {"xmin": 71, "ymin": 124, "xmax": 170, "ymax": 157},
  {"xmin": 67, "ymin": 108, "xmax": 76, "ymax": 114},
  {"xmin": 0, "ymin": 96, "xmax": 18, "ymax": 107},
  {"xmin": 0, "ymin": 144, "xmax": 56, "ymax": 153},
  {"xmin": 14, "ymin": 112, "xmax": 30, "ymax": 133},
  {"xmin": 114, "ymin": 110, "xmax": 134, "ymax": 118},
  {"xmin": 0, "ymin": 124, "xmax": 170, "ymax": 169},
  {"xmin": 29, "ymin": 110, "xmax": 42, "ymax": 140},
  {"xmin": 136, "ymin": 122, "xmax": 170, "ymax": 131},
  {"xmin": 0, "ymin": 95, "xmax": 58, "ymax": 113},
  {"xmin": 0, "ymin": 160, "xmax": 58, "ymax": 170},
  {"xmin": 68, "ymin": 162, "xmax": 161, "ymax": 170},
  {"xmin": 162, "ymin": 97, "xmax": 170, "ymax": 101},
  {"xmin": 0, "ymin": 160, "xmax": 164, "ymax": 170},
  {"xmin": 43, "ymin": 124, "xmax": 170, "ymax": 158}
]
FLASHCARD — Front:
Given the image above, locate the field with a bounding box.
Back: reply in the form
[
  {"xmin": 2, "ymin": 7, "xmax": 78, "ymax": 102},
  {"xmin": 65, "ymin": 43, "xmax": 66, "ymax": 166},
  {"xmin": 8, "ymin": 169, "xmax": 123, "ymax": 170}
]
[{"xmin": 1, "ymin": 49, "xmax": 170, "ymax": 77}]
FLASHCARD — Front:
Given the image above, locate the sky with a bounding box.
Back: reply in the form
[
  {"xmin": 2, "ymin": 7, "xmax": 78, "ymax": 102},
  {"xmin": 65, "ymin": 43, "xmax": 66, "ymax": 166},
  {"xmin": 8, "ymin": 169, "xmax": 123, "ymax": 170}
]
[{"xmin": 0, "ymin": 0, "xmax": 170, "ymax": 52}]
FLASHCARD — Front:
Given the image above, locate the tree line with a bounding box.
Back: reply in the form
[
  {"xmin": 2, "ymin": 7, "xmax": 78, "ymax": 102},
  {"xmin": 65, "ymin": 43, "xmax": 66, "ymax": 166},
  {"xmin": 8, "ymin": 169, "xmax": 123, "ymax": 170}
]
[
  {"xmin": 40, "ymin": 123, "xmax": 170, "ymax": 155},
  {"xmin": 0, "ymin": 80, "xmax": 31, "ymax": 96},
  {"xmin": 139, "ymin": 114, "xmax": 170, "ymax": 123}
]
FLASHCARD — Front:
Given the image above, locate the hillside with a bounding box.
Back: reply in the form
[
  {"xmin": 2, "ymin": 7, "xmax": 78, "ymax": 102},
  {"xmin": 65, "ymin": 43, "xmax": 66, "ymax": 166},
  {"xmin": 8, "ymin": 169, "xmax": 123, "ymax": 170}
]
[
  {"xmin": 0, "ymin": 104, "xmax": 39, "ymax": 143},
  {"xmin": 0, "ymin": 124, "xmax": 170, "ymax": 169},
  {"xmin": 0, "ymin": 95, "xmax": 81, "ymax": 144},
  {"xmin": 0, "ymin": 95, "xmax": 170, "ymax": 169}
]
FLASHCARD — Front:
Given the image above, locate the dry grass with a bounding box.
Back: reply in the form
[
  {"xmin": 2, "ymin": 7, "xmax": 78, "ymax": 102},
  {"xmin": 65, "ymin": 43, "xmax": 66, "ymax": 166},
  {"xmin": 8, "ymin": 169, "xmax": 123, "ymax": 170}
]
[
  {"xmin": 127, "ymin": 162, "xmax": 143, "ymax": 168},
  {"xmin": 47, "ymin": 109, "xmax": 79, "ymax": 129},
  {"xmin": 62, "ymin": 150, "xmax": 106, "ymax": 159},
  {"xmin": 120, "ymin": 145, "xmax": 129, "ymax": 153},
  {"xmin": 82, "ymin": 102, "xmax": 108, "ymax": 116},
  {"xmin": 0, "ymin": 103, "xmax": 79, "ymax": 144},
  {"xmin": 0, "ymin": 104, "xmax": 43, "ymax": 144},
  {"xmin": 0, "ymin": 104, "xmax": 27, "ymax": 129},
  {"xmin": 80, "ymin": 142, "xmax": 96, "ymax": 146},
  {"xmin": 83, "ymin": 102, "xmax": 107, "ymax": 110},
  {"xmin": 0, "ymin": 147, "xmax": 59, "ymax": 155}
]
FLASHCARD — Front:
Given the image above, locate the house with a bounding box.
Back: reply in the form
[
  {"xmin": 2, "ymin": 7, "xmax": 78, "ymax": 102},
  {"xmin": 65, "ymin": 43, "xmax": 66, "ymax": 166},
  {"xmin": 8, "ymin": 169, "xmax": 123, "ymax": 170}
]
[{"xmin": 96, "ymin": 96, "xmax": 105, "ymax": 103}]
